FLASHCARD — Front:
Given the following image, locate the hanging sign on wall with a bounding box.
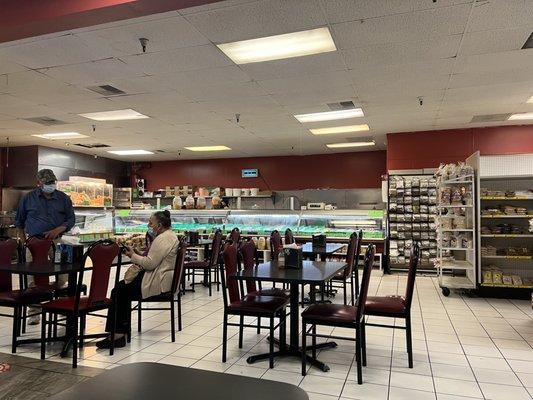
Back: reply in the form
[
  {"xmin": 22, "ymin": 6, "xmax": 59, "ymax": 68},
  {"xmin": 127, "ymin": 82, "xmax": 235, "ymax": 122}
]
[{"xmin": 241, "ymin": 169, "xmax": 259, "ymax": 178}]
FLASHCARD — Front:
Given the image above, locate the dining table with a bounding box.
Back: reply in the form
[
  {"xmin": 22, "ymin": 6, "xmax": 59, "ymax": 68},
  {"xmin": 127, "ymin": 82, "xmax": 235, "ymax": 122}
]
[
  {"xmin": 235, "ymin": 259, "xmax": 347, "ymax": 372},
  {"xmin": 300, "ymin": 242, "xmax": 345, "ymax": 261}
]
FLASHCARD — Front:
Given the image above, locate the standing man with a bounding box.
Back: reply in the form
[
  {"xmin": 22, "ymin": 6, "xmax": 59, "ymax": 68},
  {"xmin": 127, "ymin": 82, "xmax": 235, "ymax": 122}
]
[{"xmin": 15, "ymin": 169, "xmax": 76, "ymax": 325}]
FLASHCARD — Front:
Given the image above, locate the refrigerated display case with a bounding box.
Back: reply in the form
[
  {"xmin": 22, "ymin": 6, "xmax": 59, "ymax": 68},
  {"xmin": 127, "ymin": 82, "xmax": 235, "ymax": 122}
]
[
  {"xmin": 57, "ymin": 177, "xmax": 113, "ymax": 207},
  {"xmin": 70, "ymin": 209, "xmax": 115, "ymax": 242},
  {"xmin": 225, "ymin": 210, "xmax": 300, "ymax": 235},
  {"xmin": 297, "ymin": 210, "xmax": 384, "ymax": 239}
]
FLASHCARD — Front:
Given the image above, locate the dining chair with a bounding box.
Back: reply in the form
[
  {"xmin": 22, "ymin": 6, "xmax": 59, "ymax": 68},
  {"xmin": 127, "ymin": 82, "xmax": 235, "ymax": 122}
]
[
  {"xmin": 221, "ymin": 240, "xmax": 288, "ymax": 368},
  {"xmin": 270, "ymin": 230, "xmax": 285, "ymax": 289},
  {"xmin": 229, "ymin": 227, "xmax": 241, "ymax": 246},
  {"xmin": 364, "ymin": 242, "xmax": 420, "ymax": 368},
  {"xmin": 184, "ymin": 229, "xmax": 222, "ymax": 296},
  {"xmin": 131, "ymin": 239, "xmax": 186, "ymax": 342},
  {"xmin": 0, "ymin": 237, "xmax": 53, "ymax": 354},
  {"xmin": 301, "ymin": 244, "xmax": 375, "ymax": 384},
  {"xmin": 40, "ymin": 239, "xmax": 121, "ymax": 368},
  {"xmin": 284, "ymin": 229, "xmax": 295, "ymax": 245},
  {"xmin": 330, "ymin": 231, "xmax": 361, "ymax": 305}
]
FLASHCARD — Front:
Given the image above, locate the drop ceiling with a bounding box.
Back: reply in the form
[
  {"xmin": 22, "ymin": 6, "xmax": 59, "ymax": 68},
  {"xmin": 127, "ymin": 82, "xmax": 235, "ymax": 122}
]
[{"xmin": 0, "ymin": 0, "xmax": 532, "ymax": 161}]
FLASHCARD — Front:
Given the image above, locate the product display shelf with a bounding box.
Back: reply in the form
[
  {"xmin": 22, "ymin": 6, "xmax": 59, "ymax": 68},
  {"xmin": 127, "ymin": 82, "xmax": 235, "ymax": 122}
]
[
  {"xmin": 435, "ymin": 169, "xmax": 476, "ymax": 297},
  {"xmin": 478, "ymin": 169, "xmax": 533, "ymax": 294},
  {"xmin": 387, "ymin": 173, "xmax": 438, "ymax": 272}
]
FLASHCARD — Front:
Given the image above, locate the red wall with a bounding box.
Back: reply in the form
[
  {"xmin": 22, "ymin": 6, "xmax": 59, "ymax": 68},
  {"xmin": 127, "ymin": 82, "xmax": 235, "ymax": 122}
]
[
  {"xmin": 387, "ymin": 125, "xmax": 533, "ymax": 170},
  {"xmin": 139, "ymin": 151, "xmax": 387, "ymax": 191}
]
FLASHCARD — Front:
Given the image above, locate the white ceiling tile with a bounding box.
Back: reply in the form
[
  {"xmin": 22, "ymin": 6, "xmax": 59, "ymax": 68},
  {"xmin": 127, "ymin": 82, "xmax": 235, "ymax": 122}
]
[
  {"xmin": 257, "ymin": 70, "xmax": 352, "ymax": 94},
  {"xmin": 331, "ymin": 4, "xmax": 471, "ymax": 48},
  {"xmin": 322, "ymin": 0, "xmax": 411, "ymax": 24},
  {"xmin": 269, "ymin": 88, "xmax": 357, "ymax": 107},
  {"xmin": 76, "ymin": 15, "xmax": 209, "ymax": 56},
  {"xmin": 158, "ymin": 66, "xmax": 251, "ymax": 91},
  {"xmin": 467, "ymin": 0, "xmax": 533, "ymax": 32},
  {"xmin": 449, "ymin": 69, "xmax": 533, "ymax": 89},
  {"xmin": 443, "ymin": 82, "xmax": 533, "ymax": 105},
  {"xmin": 411, "ymin": 0, "xmax": 475, "ymax": 11},
  {"xmin": 185, "ymin": 0, "xmax": 326, "ymax": 43},
  {"xmin": 42, "ymin": 58, "xmax": 144, "ymax": 86},
  {"xmin": 176, "ymin": 81, "xmax": 266, "ymax": 101},
  {"xmin": 348, "ymin": 59, "xmax": 456, "ymax": 81},
  {"xmin": 343, "ymin": 35, "xmax": 461, "ymax": 68},
  {"xmin": 0, "ymin": 34, "xmax": 112, "ymax": 69},
  {"xmin": 120, "ymin": 45, "xmax": 232, "ymax": 75},
  {"xmin": 453, "ymin": 50, "xmax": 533, "ymax": 74},
  {"xmin": 459, "ymin": 28, "xmax": 532, "ymax": 56}
]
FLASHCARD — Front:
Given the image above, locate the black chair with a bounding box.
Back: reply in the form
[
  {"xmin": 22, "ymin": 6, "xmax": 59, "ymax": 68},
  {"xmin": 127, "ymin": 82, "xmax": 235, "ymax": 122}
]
[
  {"xmin": 284, "ymin": 229, "xmax": 295, "ymax": 245},
  {"xmin": 364, "ymin": 242, "xmax": 420, "ymax": 368},
  {"xmin": 221, "ymin": 240, "xmax": 288, "ymax": 368},
  {"xmin": 301, "ymin": 245, "xmax": 375, "ymax": 384},
  {"xmin": 40, "ymin": 240, "xmax": 121, "ymax": 368},
  {"xmin": 330, "ymin": 231, "xmax": 361, "ymax": 305},
  {"xmin": 184, "ymin": 229, "xmax": 222, "ymax": 296},
  {"xmin": 132, "ymin": 240, "xmax": 186, "ymax": 342}
]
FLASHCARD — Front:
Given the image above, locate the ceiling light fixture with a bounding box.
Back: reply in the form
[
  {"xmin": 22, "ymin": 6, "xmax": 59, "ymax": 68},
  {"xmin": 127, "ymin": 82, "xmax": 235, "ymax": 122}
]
[
  {"xmin": 326, "ymin": 141, "xmax": 375, "ymax": 149},
  {"xmin": 79, "ymin": 109, "xmax": 149, "ymax": 121},
  {"xmin": 217, "ymin": 27, "xmax": 336, "ymax": 64},
  {"xmin": 107, "ymin": 150, "xmax": 154, "ymax": 155},
  {"xmin": 508, "ymin": 112, "xmax": 533, "ymax": 120},
  {"xmin": 527, "ymin": 96, "xmax": 533, "ymax": 103},
  {"xmin": 185, "ymin": 145, "xmax": 231, "ymax": 152},
  {"xmin": 294, "ymin": 108, "xmax": 364, "ymax": 123},
  {"xmin": 310, "ymin": 124, "xmax": 370, "ymax": 135},
  {"xmin": 32, "ymin": 132, "xmax": 89, "ymax": 140}
]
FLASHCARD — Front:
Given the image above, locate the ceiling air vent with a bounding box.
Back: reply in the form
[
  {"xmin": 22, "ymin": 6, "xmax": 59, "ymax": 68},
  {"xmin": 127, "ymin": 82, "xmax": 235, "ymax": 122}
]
[
  {"xmin": 74, "ymin": 143, "xmax": 110, "ymax": 149},
  {"xmin": 326, "ymin": 101, "xmax": 356, "ymax": 111},
  {"xmin": 86, "ymin": 84, "xmax": 126, "ymax": 96},
  {"xmin": 522, "ymin": 32, "xmax": 533, "ymax": 49},
  {"xmin": 24, "ymin": 116, "xmax": 67, "ymax": 126},
  {"xmin": 470, "ymin": 114, "xmax": 511, "ymax": 123},
  {"xmin": 155, "ymin": 150, "xmax": 166, "ymax": 153}
]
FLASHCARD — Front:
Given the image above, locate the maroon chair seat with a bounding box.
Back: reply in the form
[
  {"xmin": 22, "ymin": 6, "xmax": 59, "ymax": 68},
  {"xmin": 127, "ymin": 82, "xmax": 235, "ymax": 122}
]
[
  {"xmin": 301, "ymin": 245, "xmax": 375, "ymax": 385},
  {"xmin": 228, "ymin": 295, "xmax": 287, "ymax": 315},
  {"xmin": 365, "ymin": 296, "xmax": 406, "ymax": 315},
  {"xmin": 0, "ymin": 288, "xmax": 54, "ymax": 305},
  {"xmin": 184, "ymin": 229, "xmax": 222, "ymax": 296},
  {"xmin": 364, "ymin": 243, "xmax": 420, "ymax": 369},
  {"xmin": 301, "ymin": 304, "xmax": 357, "ymax": 326},
  {"xmin": 254, "ymin": 287, "xmax": 289, "ymax": 298},
  {"xmin": 42, "ymin": 296, "xmax": 113, "ymax": 312},
  {"xmin": 184, "ymin": 260, "xmax": 209, "ymax": 268}
]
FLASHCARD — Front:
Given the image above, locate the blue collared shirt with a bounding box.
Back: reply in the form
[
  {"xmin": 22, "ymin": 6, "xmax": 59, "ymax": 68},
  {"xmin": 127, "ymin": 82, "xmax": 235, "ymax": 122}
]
[{"xmin": 15, "ymin": 188, "xmax": 76, "ymax": 236}]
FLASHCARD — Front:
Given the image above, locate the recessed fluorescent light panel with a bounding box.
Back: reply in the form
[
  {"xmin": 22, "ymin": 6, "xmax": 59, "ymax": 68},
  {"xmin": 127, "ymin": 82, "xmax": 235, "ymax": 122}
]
[
  {"xmin": 79, "ymin": 109, "xmax": 149, "ymax": 121},
  {"xmin": 294, "ymin": 108, "xmax": 364, "ymax": 123},
  {"xmin": 32, "ymin": 132, "xmax": 89, "ymax": 140},
  {"xmin": 527, "ymin": 96, "xmax": 533, "ymax": 103},
  {"xmin": 326, "ymin": 141, "xmax": 375, "ymax": 149},
  {"xmin": 217, "ymin": 27, "xmax": 336, "ymax": 64},
  {"xmin": 508, "ymin": 112, "xmax": 533, "ymax": 120},
  {"xmin": 185, "ymin": 146, "xmax": 231, "ymax": 152},
  {"xmin": 107, "ymin": 150, "xmax": 154, "ymax": 155},
  {"xmin": 310, "ymin": 124, "xmax": 370, "ymax": 135}
]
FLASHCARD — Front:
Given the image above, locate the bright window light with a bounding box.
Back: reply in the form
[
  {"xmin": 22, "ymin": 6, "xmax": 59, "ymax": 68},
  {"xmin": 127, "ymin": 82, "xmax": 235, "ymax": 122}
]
[
  {"xmin": 185, "ymin": 146, "xmax": 231, "ymax": 152},
  {"xmin": 79, "ymin": 109, "xmax": 149, "ymax": 121},
  {"xmin": 310, "ymin": 124, "xmax": 369, "ymax": 135},
  {"xmin": 326, "ymin": 141, "xmax": 375, "ymax": 149},
  {"xmin": 107, "ymin": 150, "xmax": 154, "ymax": 155},
  {"xmin": 32, "ymin": 132, "xmax": 89, "ymax": 140},
  {"xmin": 508, "ymin": 112, "xmax": 533, "ymax": 120},
  {"xmin": 294, "ymin": 108, "xmax": 364, "ymax": 123},
  {"xmin": 527, "ymin": 96, "xmax": 533, "ymax": 103},
  {"xmin": 217, "ymin": 27, "xmax": 336, "ymax": 64}
]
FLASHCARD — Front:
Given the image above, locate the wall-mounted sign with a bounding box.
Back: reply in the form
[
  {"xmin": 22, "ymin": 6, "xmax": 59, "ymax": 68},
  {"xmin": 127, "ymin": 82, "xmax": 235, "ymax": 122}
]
[{"xmin": 242, "ymin": 168, "xmax": 258, "ymax": 178}]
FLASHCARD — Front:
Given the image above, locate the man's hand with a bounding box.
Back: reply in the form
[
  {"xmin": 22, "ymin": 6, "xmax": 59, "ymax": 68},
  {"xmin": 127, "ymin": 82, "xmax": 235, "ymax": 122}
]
[{"xmin": 44, "ymin": 226, "xmax": 66, "ymax": 240}]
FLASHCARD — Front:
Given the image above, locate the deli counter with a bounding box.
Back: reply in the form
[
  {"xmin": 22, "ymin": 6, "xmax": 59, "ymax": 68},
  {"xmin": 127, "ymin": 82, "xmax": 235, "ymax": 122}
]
[{"xmin": 112, "ymin": 209, "xmax": 385, "ymax": 241}]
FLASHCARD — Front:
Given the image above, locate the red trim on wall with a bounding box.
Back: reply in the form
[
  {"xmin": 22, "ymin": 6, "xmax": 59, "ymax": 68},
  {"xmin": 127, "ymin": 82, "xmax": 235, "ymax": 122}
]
[
  {"xmin": 139, "ymin": 151, "xmax": 387, "ymax": 191},
  {"xmin": 387, "ymin": 125, "xmax": 533, "ymax": 170},
  {"xmin": 0, "ymin": 0, "xmax": 222, "ymax": 44}
]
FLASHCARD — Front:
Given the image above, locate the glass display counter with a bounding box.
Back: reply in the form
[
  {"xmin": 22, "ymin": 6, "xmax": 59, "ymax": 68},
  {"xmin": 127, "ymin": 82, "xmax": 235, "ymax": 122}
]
[
  {"xmin": 225, "ymin": 211, "xmax": 300, "ymax": 235},
  {"xmin": 298, "ymin": 210, "xmax": 385, "ymax": 239}
]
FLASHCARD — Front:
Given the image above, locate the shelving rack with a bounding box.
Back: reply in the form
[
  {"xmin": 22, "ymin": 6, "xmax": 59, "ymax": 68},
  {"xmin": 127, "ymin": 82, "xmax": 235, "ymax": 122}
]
[
  {"xmin": 435, "ymin": 172, "xmax": 477, "ymax": 296},
  {"xmin": 387, "ymin": 173, "xmax": 438, "ymax": 272},
  {"xmin": 475, "ymin": 154, "xmax": 533, "ymax": 296}
]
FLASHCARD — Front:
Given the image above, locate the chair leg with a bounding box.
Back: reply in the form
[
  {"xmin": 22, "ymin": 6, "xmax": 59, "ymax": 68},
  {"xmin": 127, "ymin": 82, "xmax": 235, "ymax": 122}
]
[
  {"xmin": 343, "ymin": 280, "xmax": 347, "ymax": 305},
  {"xmin": 355, "ymin": 322, "xmax": 363, "ymax": 384},
  {"xmin": 301, "ymin": 284, "xmax": 305, "ymax": 308},
  {"xmin": 216, "ymin": 263, "xmax": 220, "ymax": 292},
  {"xmin": 12, "ymin": 307, "xmax": 20, "ymax": 353},
  {"xmin": 257, "ymin": 317, "xmax": 261, "ymax": 334},
  {"xmin": 208, "ymin": 267, "xmax": 212, "ymax": 297},
  {"xmin": 406, "ymin": 315, "xmax": 413, "ymax": 368},
  {"xmin": 354, "ymin": 268, "xmax": 360, "ymax": 299},
  {"xmin": 80, "ymin": 314, "xmax": 86, "ymax": 349},
  {"xmin": 301, "ymin": 321, "xmax": 307, "ymax": 376},
  {"xmin": 269, "ymin": 317, "xmax": 274, "ymax": 369},
  {"xmin": 222, "ymin": 313, "xmax": 228, "ymax": 362},
  {"xmin": 350, "ymin": 274, "xmax": 355, "ymax": 306},
  {"xmin": 72, "ymin": 315, "xmax": 78, "ymax": 369},
  {"xmin": 170, "ymin": 300, "xmax": 176, "ymax": 343},
  {"xmin": 177, "ymin": 294, "xmax": 182, "ymax": 331},
  {"xmin": 137, "ymin": 301, "xmax": 142, "ymax": 332},
  {"xmin": 361, "ymin": 319, "xmax": 367, "ymax": 366},
  {"xmin": 312, "ymin": 325, "xmax": 317, "ymax": 360},
  {"xmin": 53, "ymin": 314, "xmax": 58, "ymax": 338},
  {"xmin": 21, "ymin": 306, "xmax": 26, "ymax": 334},
  {"xmin": 238, "ymin": 315, "xmax": 244, "ymax": 348},
  {"xmin": 40, "ymin": 310, "xmax": 46, "ymax": 359}
]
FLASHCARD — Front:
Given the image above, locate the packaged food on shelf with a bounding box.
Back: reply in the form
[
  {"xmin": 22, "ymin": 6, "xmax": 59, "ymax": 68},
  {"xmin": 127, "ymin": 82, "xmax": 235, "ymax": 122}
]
[{"xmin": 185, "ymin": 195, "xmax": 195, "ymax": 209}]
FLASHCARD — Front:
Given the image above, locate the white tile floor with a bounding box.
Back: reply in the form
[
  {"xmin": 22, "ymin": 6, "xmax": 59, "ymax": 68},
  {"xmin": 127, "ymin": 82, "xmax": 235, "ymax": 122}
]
[{"xmin": 1, "ymin": 273, "xmax": 532, "ymax": 400}]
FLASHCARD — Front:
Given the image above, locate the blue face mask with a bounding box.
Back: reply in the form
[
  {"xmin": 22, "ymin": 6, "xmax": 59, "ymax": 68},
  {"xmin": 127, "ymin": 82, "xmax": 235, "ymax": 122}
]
[
  {"xmin": 147, "ymin": 227, "xmax": 156, "ymax": 237},
  {"xmin": 42, "ymin": 183, "xmax": 57, "ymax": 194}
]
